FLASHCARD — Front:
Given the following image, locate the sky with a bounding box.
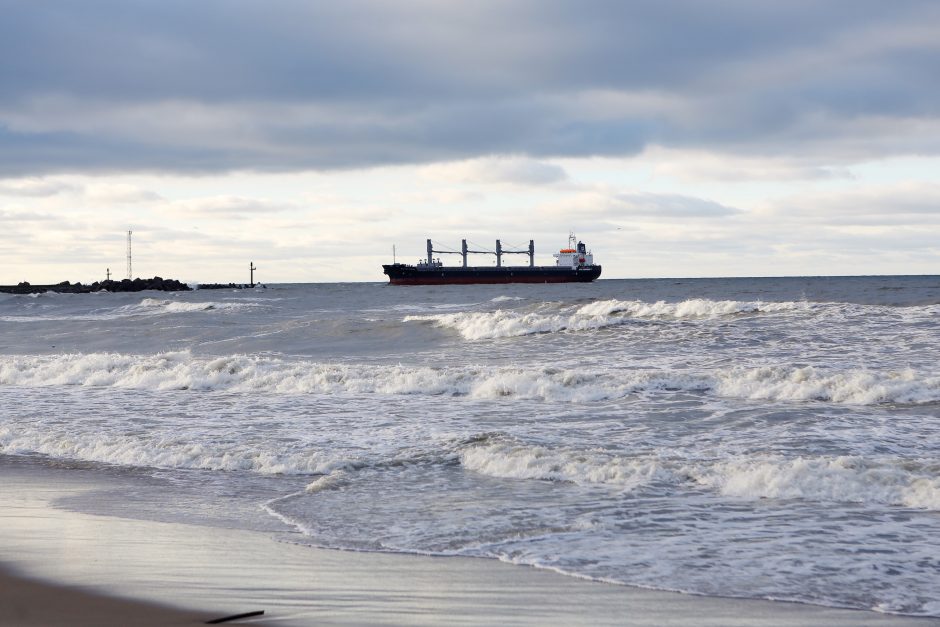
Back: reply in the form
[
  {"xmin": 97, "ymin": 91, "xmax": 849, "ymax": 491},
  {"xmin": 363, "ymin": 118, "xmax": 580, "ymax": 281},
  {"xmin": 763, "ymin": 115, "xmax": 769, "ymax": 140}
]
[{"xmin": 2, "ymin": 0, "xmax": 939, "ymax": 283}]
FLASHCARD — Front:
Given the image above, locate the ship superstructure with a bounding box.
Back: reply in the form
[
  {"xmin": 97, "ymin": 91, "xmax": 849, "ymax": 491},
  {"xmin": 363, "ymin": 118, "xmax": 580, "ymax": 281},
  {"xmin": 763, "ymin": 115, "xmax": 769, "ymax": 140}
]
[
  {"xmin": 382, "ymin": 235, "xmax": 601, "ymax": 285},
  {"xmin": 553, "ymin": 236, "xmax": 595, "ymax": 268}
]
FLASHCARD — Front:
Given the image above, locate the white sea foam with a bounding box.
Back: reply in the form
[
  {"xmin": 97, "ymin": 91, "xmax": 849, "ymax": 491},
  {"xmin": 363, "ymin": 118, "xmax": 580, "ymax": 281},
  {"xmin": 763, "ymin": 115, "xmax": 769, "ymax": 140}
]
[
  {"xmin": 0, "ymin": 297, "xmax": 257, "ymax": 322},
  {"xmin": 380, "ymin": 303, "xmax": 475, "ymax": 312},
  {"xmin": 712, "ymin": 365, "xmax": 940, "ymax": 404},
  {"xmin": 0, "ymin": 423, "xmax": 353, "ymax": 475},
  {"xmin": 574, "ymin": 297, "xmax": 805, "ymax": 319},
  {"xmin": 0, "ymin": 352, "xmax": 690, "ymax": 399},
  {"xmin": 458, "ymin": 441, "xmax": 940, "ymax": 510},
  {"xmin": 119, "ymin": 298, "xmax": 257, "ymax": 315},
  {"xmin": 305, "ymin": 470, "xmax": 350, "ymax": 493},
  {"xmin": 460, "ymin": 440, "xmax": 667, "ymax": 490},
  {"xmin": 690, "ymin": 456, "xmax": 940, "ymax": 510},
  {"xmin": 406, "ymin": 298, "xmax": 811, "ymax": 340},
  {"xmin": 406, "ymin": 309, "xmax": 573, "ymax": 339},
  {"xmin": 2, "ymin": 353, "xmax": 939, "ymax": 406}
]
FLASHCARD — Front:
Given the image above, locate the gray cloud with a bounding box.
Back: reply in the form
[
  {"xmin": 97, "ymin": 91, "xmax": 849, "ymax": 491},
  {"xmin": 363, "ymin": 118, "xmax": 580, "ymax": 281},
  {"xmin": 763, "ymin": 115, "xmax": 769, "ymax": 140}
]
[
  {"xmin": 541, "ymin": 190, "xmax": 741, "ymax": 221},
  {"xmin": 609, "ymin": 193, "xmax": 741, "ymax": 218},
  {"xmin": 1, "ymin": 1, "xmax": 939, "ymax": 175},
  {"xmin": 0, "ymin": 178, "xmax": 78, "ymax": 196},
  {"xmin": 423, "ymin": 157, "xmax": 568, "ymax": 185}
]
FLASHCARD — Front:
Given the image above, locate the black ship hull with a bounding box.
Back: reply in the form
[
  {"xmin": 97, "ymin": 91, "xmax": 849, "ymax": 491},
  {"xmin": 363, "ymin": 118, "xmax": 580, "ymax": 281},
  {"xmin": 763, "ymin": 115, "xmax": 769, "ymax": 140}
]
[{"xmin": 382, "ymin": 264, "xmax": 602, "ymax": 285}]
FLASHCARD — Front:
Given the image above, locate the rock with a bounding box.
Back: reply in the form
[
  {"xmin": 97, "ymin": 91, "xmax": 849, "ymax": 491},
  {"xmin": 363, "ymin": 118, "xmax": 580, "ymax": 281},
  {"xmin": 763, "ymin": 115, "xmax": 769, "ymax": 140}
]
[{"xmin": 0, "ymin": 277, "xmax": 192, "ymax": 294}]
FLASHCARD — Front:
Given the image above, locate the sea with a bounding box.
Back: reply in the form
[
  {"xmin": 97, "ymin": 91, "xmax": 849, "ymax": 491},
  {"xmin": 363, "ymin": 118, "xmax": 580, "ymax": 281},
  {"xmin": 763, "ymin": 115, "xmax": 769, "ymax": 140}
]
[{"xmin": 2, "ymin": 276, "xmax": 939, "ymax": 617}]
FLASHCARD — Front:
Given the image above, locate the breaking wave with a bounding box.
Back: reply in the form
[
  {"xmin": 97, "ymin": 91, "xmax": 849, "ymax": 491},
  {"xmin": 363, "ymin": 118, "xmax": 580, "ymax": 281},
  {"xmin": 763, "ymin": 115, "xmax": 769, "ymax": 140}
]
[
  {"xmin": 4, "ymin": 414, "xmax": 937, "ymax": 511},
  {"xmin": 126, "ymin": 298, "xmax": 256, "ymax": 314},
  {"xmin": 1, "ymin": 352, "xmax": 939, "ymax": 405},
  {"xmin": 711, "ymin": 365, "xmax": 940, "ymax": 404},
  {"xmin": 459, "ymin": 439, "xmax": 940, "ymax": 510},
  {"xmin": 0, "ymin": 297, "xmax": 257, "ymax": 322},
  {"xmin": 459, "ymin": 439, "xmax": 666, "ymax": 490},
  {"xmin": 305, "ymin": 470, "xmax": 351, "ymax": 493},
  {"xmin": 693, "ymin": 456, "xmax": 940, "ymax": 510},
  {"xmin": 0, "ymin": 423, "xmax": 354, "ymax": 475},
  {"xmin": 405, "ymin": 298, "xmax": 810, "ymax": 340}
]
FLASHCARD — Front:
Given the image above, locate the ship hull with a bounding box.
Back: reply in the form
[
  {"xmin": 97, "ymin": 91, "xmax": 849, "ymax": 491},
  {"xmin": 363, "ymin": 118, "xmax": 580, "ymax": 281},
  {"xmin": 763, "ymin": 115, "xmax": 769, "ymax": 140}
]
[{"xmin": 382, "ymin": 264, "xmax": 602, "ymax": 285}]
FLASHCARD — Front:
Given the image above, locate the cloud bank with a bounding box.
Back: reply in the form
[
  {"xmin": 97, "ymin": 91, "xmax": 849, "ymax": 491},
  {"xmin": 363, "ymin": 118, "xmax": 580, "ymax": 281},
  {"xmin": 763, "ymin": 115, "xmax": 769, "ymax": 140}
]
[{"xmin": 2, "ymin": 1, "xmax": 940, "ymax": 176}]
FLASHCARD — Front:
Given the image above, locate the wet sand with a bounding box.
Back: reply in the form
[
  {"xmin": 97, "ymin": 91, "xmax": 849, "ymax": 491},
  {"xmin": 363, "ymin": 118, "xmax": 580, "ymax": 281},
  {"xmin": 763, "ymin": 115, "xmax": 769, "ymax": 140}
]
[
  {"xmin": 0, "ymin": 567, "xmax": 210, "ymax": 626},
  {"xmin": 1, "ymin": 457, "xmax": 937, "ymax": 627}
]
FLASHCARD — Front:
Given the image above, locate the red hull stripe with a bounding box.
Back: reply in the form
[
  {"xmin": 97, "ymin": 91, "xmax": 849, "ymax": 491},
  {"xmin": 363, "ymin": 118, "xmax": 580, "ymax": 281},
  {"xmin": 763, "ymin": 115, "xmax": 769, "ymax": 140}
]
[{"xmin": 389, "ymin": 276, "xmax": 592, "ymax": 285}]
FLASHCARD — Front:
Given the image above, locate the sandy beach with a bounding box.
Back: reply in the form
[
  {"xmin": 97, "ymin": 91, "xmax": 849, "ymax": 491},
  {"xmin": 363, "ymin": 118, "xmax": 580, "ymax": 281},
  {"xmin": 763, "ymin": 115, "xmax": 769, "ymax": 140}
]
[
  {"xmin": 1, "ymin": 456, "xmax": 936, "ymax": 627},
  {"xmin": 0, "ymin": 568, "xmax": 210, "ymax": 626}
]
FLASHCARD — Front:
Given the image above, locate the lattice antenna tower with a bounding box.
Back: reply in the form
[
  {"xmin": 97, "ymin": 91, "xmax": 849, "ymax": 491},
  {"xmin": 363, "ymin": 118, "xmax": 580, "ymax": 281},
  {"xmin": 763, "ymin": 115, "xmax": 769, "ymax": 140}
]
[{"xmin": 126, "ymin": 230, "xmax": 133, "ymax": 280}]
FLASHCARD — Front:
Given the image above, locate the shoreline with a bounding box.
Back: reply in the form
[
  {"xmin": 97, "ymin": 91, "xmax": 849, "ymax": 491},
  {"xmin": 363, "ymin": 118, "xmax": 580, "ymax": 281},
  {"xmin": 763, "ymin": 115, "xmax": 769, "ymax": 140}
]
[{"xmin": 1, "ymin": 456, "xmax": 937, "ymax": 626}]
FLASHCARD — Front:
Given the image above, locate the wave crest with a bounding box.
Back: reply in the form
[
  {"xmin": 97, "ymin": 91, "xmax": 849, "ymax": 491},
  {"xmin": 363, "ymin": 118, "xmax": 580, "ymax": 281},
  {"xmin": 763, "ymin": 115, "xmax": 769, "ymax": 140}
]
[
  {"xmin": 406, "ymin": 298, "xmax": 809, "ymax": 340},
  {"xmin": 306, "ymin": 470, "xmax": 350, "ymax": 493},
  {"xmin": 2, "ymin": 353, "xmax": 939, "ymax": 405},
  {"xmin": 691, "ymin": 456, "xmax": 940, "ymax": 510},
  {"xmin": 714, "ymin": 366, "xmax": 940, "ymax": 404},
  {"xmin": 459, "ymin": 441, "xmax": 940, "ymax": 510},
  {"xmin": 120, "ymin": 298, "xmax": 256, "ymax": 315},
  {"xmin": 460, "ymin": 439, "xmax": 666, "ymax": 490},
  {"xmin": 0, "ymin": 297, "xmax": 257, "ymax": 322},
  {"xmin": 0, "ymin": 423, "xmax": 352, "ymax": 475}
]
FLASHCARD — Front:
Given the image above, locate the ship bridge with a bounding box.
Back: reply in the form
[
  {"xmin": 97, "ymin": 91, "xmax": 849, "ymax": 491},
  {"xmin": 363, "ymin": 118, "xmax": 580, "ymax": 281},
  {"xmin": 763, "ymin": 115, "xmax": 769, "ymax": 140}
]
[{"xmin": 553, "ymin": 235, "xmax": 594, "ymax": 268}]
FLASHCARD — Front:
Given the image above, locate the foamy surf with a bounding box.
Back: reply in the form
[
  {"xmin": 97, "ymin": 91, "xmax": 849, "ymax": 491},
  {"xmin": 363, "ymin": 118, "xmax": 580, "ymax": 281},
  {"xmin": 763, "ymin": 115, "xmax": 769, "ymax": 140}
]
[
  {"xmin": 116, "ymin": 298, "xmax": 259, "ymax": 315},
  {"xmin": 0, "ymin": 423, "xmax": 355, "ymax": 475},
  {"xmin": 693, "ymin": 455, "xmax": 940, "ymax": 510},
  {"xmin": 457, "ymin": 439, "xmax": 940, "ymax": 510},
  {"xmin": 459, "ymin": 439, "xmax": 667, "ymax": 490},
  {"xmin": 305, "ymin": 470, "xmax": 350, "ymax": 493},
  {"xmin": 3, "ymin": 416, "xmax": 937, "ymax": 512},
  {"xmin": 2, "ymin": 352, "xmax": 939, "ymax": 405},
  {"xmin": 0, "ymin": 296, "xmax": 258, "ymax": 322},
  {"xmin": 406, "ymin": 298, "xmax": 812, "ymax": 340}
]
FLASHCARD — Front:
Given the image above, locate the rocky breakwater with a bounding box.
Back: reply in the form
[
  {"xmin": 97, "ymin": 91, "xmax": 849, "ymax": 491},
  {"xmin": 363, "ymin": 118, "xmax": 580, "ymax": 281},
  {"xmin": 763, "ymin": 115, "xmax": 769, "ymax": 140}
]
[{"xmin": 0, "ymin": 277, "xmax": 192, "ymax": 294}]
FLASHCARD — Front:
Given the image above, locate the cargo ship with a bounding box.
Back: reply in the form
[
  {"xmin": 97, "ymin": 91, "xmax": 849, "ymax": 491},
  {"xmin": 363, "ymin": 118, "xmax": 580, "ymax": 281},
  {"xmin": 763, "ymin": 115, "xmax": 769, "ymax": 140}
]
[{"xmin": 382, "ymin": 235, "xmax": 602, "ymax": 285}]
